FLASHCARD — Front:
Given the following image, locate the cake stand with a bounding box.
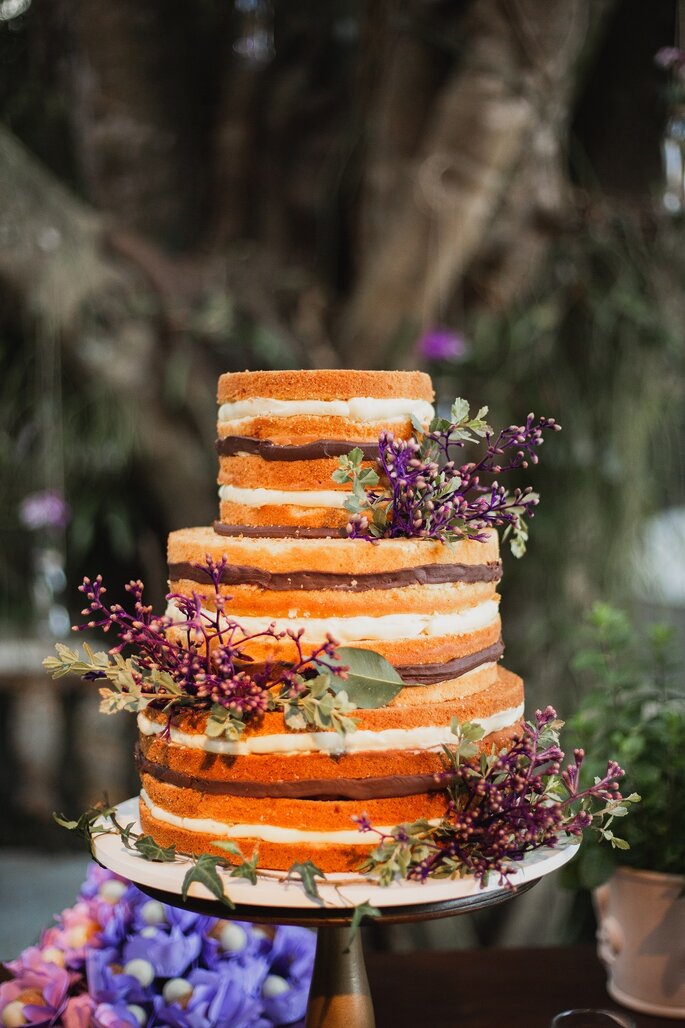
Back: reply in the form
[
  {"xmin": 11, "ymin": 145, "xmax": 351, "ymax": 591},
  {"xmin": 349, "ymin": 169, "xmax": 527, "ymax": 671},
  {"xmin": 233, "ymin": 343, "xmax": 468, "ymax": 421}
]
[{"xmin": 93, "ymin": 798, "xmax": 579, "ymax": 1028}]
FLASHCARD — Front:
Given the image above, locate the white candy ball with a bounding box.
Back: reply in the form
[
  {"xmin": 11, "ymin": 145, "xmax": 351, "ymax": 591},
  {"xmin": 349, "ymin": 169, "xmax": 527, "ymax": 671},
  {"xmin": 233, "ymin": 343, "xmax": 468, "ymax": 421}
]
[
  {"xmin": 140, "ymin": 926, "xmax": 158, "ymax": 938},
  {"xmin": 220, "ymin": 923, "xmax": 247, "ymax": 953},
  {"xmin": 65, "ymin": 925, "xmax": 90, "ymax": 948},
  {"xmin": 263, "ymin": 974, "xmax": 290, "ymax": 998},
  {"xmin": 126, "ymin": 1005, "xmax": 147, "ymax": 1026},
  {"xmin": 1, "ymin": 1001, "xmax": 27, "ymax": 1027},
  {"xmin": 140, "ymin": 900, "xmax": 166, "ymax": 926},
  {"xmin": 124, "ymin": 958, "xmax": 155, "ymax": 987},
  {"xmin": 99, "ymin": 879, "xmax": 128, "ymax": 904},
  {"xmin": 41, "ymin": 947, "xmax": 65, "ymax": 967},
  {"xmin": 162, "ymin": 978, "xmax": 193, "ymax": 1004}
]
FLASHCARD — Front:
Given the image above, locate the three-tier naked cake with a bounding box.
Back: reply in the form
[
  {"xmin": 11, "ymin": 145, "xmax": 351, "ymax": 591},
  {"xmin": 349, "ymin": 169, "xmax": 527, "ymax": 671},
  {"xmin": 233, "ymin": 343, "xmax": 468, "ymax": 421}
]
[{"xmin": 136, "ymin": 370, "xmax": 525, "ymax": 872}]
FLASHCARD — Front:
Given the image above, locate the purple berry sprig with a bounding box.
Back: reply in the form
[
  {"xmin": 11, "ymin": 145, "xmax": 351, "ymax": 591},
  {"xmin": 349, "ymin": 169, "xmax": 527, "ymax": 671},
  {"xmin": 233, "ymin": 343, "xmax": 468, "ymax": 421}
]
[
  {"xmin": 355, "ymin": 706, "xmax": 637, "ymax": 888},
  {"xmin": 43, "ymin": 558, "xmax": 356, "ymax": 739},
  {"xmin": 334, "ymin": 399, "xmax": 560, "ymax": 554}
]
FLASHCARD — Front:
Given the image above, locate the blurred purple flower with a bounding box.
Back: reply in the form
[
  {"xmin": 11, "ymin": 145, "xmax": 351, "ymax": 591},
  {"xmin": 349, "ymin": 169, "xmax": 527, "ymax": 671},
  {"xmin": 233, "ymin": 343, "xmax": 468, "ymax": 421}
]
[
  {"xmin": 93, "ymin": 1001, "xmax": 143, "ymax": 1027},
  {"xmin": 2, "ymin": 863, "xmax": 315, "ymax": 1027},
  {"xmin": 85, "ymin": 949, "xmax": 150, "ymax": 1007},
  {"xmin": 655, "ymin": 46, "xmax": 685, "ymax": 70},
  {"xmin": 418, "ymin": 327, "xmax": 467, "ymax": 363},
  {"xmin": 0, "ymin": 953, "xmax": 71, "ymax": 1026},
  {"xmin": 123, "ymin": 925, "xmax": 202, "ymax": 978},
  {"xmin": 154, "ymin": 967, "xmax": 266, "ymax": 1028},
  {"xmin": 262, "ymin": 974, "xmax": 310, "ymax": 1025},
  {"xmin": 268, "ymin": 926, "xmax": 316, "ymax": 985},
  {"xmin": 19, "ymin": 490, "xmax": 71, "ymax": 531},
  {"xmin": 63, "ymin": 992, "xmax": 95, "ymax": 1028}
]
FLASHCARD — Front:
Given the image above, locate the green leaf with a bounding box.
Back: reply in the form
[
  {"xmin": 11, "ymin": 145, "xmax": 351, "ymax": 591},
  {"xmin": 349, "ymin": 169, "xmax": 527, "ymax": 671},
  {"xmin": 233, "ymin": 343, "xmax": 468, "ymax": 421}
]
[
  {"xmin": 287, "ymin": 860, "xmax": 327, "ymax": 902},
  {"xmin": 181, "ymin": 854, "xmax": 234, "ymax": 908},
  {"xmin": 230, "ymin": 851, "xmax": 260, "ymax": 885},
  {"xmin": 211, "ymin": 840, "xmax": 260, "ymax": 885},
  {"xmin": 53, "ymin": 803, "xmax": 118, "ymax": 856},
  {"xmin": 450, "ymin": 398, "xmax": 470, "ymax": 423},
  {"xmin": 283, "ymin": 704, "xmax": 307, "ymax": 731},
  {"xmin": 212, "ymin": 840, "xmax": 244, "ymax": 857},
  {"xmin": 205, "ymin": 714, "xmax": 228, "ymax": 738},
  {"xmin": 410, "ymin": 412, "xmax": 426, "ymax": 434},
  {"xmin": 347, "ymin": 901, "xmax": 382, "ymax": 949},
  {"xmin": 332, "ymin": 647, "xmax": 405, "ymax": 708},
  {"xmin": 134, "ymin": 835, "xmax": 178, "ymax": 862}
]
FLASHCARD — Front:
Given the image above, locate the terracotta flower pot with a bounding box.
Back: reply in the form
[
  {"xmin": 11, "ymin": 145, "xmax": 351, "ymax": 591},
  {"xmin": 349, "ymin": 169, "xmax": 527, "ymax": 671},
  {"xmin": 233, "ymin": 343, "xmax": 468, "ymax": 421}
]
[{"xmin": 594, "ymin": 867, "xmax": 685, "ymax": 1019}]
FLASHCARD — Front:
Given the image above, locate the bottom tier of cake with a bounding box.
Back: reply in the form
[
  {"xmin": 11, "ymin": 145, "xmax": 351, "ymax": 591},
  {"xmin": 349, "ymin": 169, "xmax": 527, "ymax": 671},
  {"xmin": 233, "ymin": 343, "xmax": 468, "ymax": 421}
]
[{"xmin": 136, "ymin": 667, "xmax": 524, "ymax": 872}]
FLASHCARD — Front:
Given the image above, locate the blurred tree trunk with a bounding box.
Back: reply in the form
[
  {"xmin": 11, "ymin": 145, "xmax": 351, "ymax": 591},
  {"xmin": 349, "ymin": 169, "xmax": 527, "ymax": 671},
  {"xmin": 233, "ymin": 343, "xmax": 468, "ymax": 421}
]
[
  {"xmin": 65, "ymin": 0, "xmax": 204, "ymax": 248},
  {"xmin": 341, "ymin": 0, "xmax": 612, "ymax": 366},
  {"xmin": 1, "ymin": 0, "xmax": 616, "ymax": 370},
  {"xmin": 0, "ymin": 128, "xmax": 216, "ymax": 529}
]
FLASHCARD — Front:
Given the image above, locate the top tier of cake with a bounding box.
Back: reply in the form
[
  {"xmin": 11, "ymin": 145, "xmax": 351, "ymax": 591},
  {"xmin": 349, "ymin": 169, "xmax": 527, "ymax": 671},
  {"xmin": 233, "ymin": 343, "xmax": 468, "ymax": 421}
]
[{"xmin": 216, "ymin": 369, "xmax": 434, "ymax": 533}]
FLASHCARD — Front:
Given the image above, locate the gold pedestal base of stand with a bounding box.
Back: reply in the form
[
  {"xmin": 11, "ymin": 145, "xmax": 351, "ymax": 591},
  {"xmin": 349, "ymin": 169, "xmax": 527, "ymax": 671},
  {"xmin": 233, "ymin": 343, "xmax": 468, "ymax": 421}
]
[{"xmin": 306, "ymin": 927, "xmax": 375, "ymax": 1028}]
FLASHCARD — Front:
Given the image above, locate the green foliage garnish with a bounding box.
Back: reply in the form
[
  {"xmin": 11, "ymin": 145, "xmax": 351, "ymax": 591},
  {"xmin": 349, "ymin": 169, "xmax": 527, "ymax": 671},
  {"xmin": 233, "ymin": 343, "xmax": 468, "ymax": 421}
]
[
  {"xmin": 337, "ymin": 398, "xmax": 559, "ymax": 554},
  {"xmin": 53, "ymin": 803, "xmax": 118, "ymax": 856},
  {"xmin": 355, "ymin": 707, "xmax": 634, "ymax": 888},
  {"xmin": 44, "ymin": 564, "xmax": 422, "ymax": 741},
  {"xmin": 331, "ymin": 647, "xmax": 405, "ymax": 708},
  {"xmin": 286, "ymin": 860, "xmax": 327, "ymax": 902},
  {"xmin": 346, "ymin": 901, "xmax": 382, "ymax": 949},
  {"xmin": 181, "ymin": 854, "xmax": 235, "ymax": 909},
  {"xmin": 212, "ymin": 840, "xmax": 261, "ymax": 885}
]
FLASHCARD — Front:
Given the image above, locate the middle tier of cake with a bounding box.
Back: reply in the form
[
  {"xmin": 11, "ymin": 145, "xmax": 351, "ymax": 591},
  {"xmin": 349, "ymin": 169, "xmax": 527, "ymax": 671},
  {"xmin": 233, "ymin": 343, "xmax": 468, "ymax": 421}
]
[{"xmin": 167, "ymin": 525, "xmax": 504, "ymax": 685}]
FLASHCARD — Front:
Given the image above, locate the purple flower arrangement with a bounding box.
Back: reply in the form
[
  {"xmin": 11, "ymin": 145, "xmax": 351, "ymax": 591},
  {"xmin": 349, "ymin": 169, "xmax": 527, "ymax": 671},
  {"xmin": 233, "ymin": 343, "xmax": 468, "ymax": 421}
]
[
  {"xmin": 0, "ymin": 864, "xmax": 314, "ymax": 1027},
  {"xmin": 44, "ymin": 564, "xmax": 359, "ymax": 743},
  {"xmin": 356, "ymin": 708, "xmax": 636, "ymax": 888},
  {"xmin": 334, "ymin": 398, "xmax": 560, "ymax": 554}
]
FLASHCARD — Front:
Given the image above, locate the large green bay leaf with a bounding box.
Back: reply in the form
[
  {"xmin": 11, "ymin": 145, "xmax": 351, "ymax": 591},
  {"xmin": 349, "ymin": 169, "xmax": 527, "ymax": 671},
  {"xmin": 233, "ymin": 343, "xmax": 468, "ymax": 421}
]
[{"xmin": 332, "ymin": 646, "xmax": 405, "ymax": 708}]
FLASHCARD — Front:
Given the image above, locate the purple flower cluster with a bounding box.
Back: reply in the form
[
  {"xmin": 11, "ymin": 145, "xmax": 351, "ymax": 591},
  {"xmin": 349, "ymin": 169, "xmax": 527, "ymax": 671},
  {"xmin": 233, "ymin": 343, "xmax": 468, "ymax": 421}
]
[
  {"xmin": 74, "ymin": 559, "xmax": 343, "ymax": 725},
  {"xmin": 0, "ymin": 864, "xmax": 315, "ymax": 1027},
  {"xmin": 417, "ymin": 327, "xmax": 467, "ymax": 363},
  {"xmin": 357, "ymin": 707, "xmax": 628, "ymax": 887},
  {"xmin": 19, "ymin": 490, "xmax": 71, "ymax": 532},
  {"xmin": 343, "ymin": 406, "xmax": 560, "ymax": 550},
  {"xmin": 655, "ymin": 46, "xmax": 685, "ymax": 74}
]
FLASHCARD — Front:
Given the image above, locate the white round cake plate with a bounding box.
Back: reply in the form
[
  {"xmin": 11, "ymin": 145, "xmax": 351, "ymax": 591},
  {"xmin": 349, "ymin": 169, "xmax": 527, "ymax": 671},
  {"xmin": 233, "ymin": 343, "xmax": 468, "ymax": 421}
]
[{"xmin": 93, "ymin": 796, "xmax": 580, "ymax": 912}]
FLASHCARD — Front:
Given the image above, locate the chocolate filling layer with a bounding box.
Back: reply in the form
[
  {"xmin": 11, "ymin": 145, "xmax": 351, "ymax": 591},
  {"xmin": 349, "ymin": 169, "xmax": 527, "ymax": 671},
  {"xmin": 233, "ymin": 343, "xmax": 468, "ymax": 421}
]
[
  {"xmin": 217, "ymin": 437, "xmax": 378, "ymax": 461},
  {"xmin": 136, "ymin": 750, "xmax": 448, "ymax": 799},
  {"xmin": 397, "ymin": 639, "xmax": 505, "ymax": 684},
  {"xmin": 213, "ymin": 522, "xmax": 344, "ymax": 539},
  {"xmin": 169, "ymin": 560, "xmax": 502, "ymax": 591}
]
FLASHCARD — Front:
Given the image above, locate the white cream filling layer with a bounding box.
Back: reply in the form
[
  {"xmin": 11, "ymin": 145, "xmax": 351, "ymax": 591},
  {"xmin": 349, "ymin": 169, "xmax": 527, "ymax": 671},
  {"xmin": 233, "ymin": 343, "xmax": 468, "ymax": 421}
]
[
  {"xmin": 140, "ymin": 790, "xmax": 427, "ymax": 844},
  {"xmin": 137, "ymin": 703, "xmax": 523, "ymax": 756},
  {"xmin": 218, "ymin": 397, "xmax": 434, "ymax": 423},
  {"xmin": 219, "ymin": 485, "xmax": 349, "ymax": 509},
  {"xmin": 166, "ymin": 598, "xmax": 500, "ymax": 643}
]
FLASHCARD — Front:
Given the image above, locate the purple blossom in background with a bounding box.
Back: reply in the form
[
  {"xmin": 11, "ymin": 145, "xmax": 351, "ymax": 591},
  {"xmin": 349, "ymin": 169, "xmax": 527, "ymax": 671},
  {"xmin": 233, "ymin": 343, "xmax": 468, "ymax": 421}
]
[
  {"xmin": 0, "ymin": 864, "xmax": 315, "ymax": 1028},
  {"xmin": 19, "ymin": 489, "xmax": 71, "ymax": 531},
  {"xmin": 418, "ymin": 326, "xmax": 467, "ymax": 362},
  {"xmin": 655, "ymin": 46, "xmax": 685, "ymax": 70}
]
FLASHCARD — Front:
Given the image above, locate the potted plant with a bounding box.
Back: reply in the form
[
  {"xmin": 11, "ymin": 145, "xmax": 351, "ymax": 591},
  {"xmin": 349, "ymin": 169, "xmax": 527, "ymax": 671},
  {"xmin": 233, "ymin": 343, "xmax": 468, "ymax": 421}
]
[{"xmin": 565, "ymin": 602, "xmax": 685, "ymax": 1018}]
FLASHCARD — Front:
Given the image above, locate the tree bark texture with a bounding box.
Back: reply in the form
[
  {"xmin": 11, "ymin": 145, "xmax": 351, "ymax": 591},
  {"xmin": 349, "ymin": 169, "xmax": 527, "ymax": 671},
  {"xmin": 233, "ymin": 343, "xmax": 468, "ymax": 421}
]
[
  {"xmin": 341, "ymin": 0, "xmax": 611, "ymax": 366},
  {"xmin": 1, "ymin": 0, "xmax": 620, "ymax": 371}
]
